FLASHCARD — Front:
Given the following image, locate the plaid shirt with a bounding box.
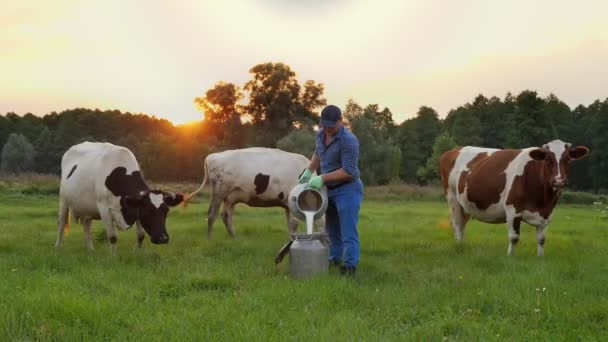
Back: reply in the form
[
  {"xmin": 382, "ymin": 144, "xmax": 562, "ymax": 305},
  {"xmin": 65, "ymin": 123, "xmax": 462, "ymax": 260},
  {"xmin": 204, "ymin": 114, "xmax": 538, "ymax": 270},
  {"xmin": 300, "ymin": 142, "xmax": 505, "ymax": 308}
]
[{"xmin": 315, "ymin": 126, "xmax": 360, "ymax": 183}]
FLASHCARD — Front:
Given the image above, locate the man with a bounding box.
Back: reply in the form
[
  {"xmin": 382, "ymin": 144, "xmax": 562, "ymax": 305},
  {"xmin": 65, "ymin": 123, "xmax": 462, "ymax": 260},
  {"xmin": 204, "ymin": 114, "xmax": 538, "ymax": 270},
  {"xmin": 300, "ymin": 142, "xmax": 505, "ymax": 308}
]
[{"xmin": 299, "ymin": 105, "xmax": 363, "ymax": 276}]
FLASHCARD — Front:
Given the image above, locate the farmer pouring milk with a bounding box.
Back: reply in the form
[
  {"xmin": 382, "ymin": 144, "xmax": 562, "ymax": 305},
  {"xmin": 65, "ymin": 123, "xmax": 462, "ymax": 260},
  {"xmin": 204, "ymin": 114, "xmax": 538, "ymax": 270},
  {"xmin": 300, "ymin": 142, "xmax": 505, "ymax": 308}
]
[{"xmin": 299, "ymin": 105, "xmax": 364, "ymax": 276}]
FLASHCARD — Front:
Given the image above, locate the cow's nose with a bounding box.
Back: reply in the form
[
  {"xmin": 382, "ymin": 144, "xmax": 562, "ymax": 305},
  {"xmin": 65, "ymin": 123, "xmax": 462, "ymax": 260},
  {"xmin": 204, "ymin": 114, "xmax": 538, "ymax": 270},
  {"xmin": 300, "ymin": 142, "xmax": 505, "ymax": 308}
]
[
  {"xmin": 553, "ymin": 179, "xmax": 567, "ymax": 188},
  {"xmin": 153, "ymin": 234, "xmax": 169, "ymax": 244}
]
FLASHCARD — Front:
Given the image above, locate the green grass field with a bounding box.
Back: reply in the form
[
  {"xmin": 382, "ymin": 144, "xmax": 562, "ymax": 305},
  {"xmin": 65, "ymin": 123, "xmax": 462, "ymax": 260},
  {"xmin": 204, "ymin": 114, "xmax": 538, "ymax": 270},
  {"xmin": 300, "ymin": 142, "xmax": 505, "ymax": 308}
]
[{"xmin": 1, "ymin": 190, "xmax": 608, "ymax": 341}]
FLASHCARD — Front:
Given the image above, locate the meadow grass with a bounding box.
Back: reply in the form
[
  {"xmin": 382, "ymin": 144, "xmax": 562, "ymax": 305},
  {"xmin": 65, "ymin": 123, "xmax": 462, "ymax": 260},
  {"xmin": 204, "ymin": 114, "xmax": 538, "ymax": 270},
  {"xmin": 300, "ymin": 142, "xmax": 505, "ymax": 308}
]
[{"xmin": 1, "ymin": 191, "xmax": 608, "ymax": 341}]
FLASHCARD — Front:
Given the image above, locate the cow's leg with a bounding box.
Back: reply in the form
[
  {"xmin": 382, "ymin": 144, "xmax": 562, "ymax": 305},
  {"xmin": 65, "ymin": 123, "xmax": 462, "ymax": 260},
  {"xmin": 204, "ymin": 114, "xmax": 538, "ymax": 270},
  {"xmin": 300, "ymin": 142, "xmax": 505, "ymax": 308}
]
[
  {"xmin": 100, "ymin": 210, "xmax": 118, "ymax": 256},
  {"xmin": 447, "ymin": 191, "xmax": 469, "ymax": 241},
  {"xmin": 135, "ymin": 220, "xmax": 145, "ymax": 248},
  {"xmin": 536, "ymin": 223, "xmax": 549, "ymax": 257},
  {"xmin": 83, "ymin": 218, "xmax": 94, "ymax": 251},
  {"xmin": 286, "ymin": 209, "xmax": 299, "ymax": 236},
  {"xmin": 207, "ymin": 193, "xmax": 223, "ymax": 239},
  {"xmin": 507, "ymin": 217, "xmax": 522, "ymax": 256},
  {"xmin": 55, "ymin": 200, "xmax": 69, "ymax": 248},
  {"xmin": 221, "ymin": 200, "xmax": 236, "ymax": 238}
]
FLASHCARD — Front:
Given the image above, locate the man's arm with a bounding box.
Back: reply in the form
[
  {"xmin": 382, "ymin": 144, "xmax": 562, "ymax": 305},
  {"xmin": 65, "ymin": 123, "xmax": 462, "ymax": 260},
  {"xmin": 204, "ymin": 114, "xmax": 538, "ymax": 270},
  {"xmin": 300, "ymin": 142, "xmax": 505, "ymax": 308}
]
[
  {"xmin": 307, "ymin": 152, "xmax": 352, "ymax": 183},
  {"xmin": 320, "ymin": 168, "xmax": 353, "ymax": 184}
]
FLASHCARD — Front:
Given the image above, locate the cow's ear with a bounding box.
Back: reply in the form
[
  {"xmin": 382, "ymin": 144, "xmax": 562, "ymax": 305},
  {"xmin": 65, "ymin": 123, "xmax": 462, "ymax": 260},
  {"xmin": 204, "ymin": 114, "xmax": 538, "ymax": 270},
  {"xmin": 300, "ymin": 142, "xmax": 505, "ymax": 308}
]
[
  {"xmin": 529, "ymin": 148, "xmax": 547, "ymax": 161},
  {"xmin": 569, "ymin": 146, "xmax": 590, "ymax": 160},
  {"xmin": 163, "ymin": 192, "xmax": 185, "ymax": 207}
]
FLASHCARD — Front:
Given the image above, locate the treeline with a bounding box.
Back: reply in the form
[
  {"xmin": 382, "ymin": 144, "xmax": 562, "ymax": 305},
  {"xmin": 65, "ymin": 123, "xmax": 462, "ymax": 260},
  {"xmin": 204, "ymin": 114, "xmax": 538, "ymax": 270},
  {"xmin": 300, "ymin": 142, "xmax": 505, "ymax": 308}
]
[
  {"xmin": 349, "ymin": 91, "xmax": 608, "ymax": 191},
  {"xmin": 1, "ymin": 62, "xmax": 607, "ymax": 191}
]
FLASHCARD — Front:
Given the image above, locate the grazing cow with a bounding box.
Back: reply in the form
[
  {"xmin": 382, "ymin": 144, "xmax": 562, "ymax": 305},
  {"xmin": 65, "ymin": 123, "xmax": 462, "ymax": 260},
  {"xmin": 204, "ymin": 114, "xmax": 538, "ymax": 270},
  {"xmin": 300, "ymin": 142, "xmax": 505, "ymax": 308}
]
[
  {"xmin": 186, "ymin": 147, "xmax": 323, "ymax": 238},
  {"xmin": 439, "ymin": 139, "xmax": 589, "ymax": 256},
  {"xmin": 55, "ymin": 142, "xmax": 184, "ymax": 254}
]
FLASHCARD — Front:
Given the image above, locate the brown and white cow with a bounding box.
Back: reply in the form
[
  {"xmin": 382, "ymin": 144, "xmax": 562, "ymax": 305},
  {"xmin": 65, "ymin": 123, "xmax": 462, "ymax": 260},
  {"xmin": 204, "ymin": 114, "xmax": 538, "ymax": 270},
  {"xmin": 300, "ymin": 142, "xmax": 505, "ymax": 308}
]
[
  {"xmin": 439, "ymin": 140, "xmax": 589, "ymax": 256},
  {"xmin": 185, "ymin": 147, "xmax": 324, "ymax": 239}
]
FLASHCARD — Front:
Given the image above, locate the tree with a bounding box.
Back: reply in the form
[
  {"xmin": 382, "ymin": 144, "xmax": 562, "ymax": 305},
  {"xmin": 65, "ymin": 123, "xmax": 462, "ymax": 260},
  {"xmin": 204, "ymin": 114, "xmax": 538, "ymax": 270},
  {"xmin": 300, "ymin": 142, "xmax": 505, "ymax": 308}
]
[
  {"xmin": 351, "ymin": 116, "xmax": 401, "ymax": 185},
  {"xmin": 136, "ymin": 134, "xmax": 178, "ymax": 180},
  {"xmin": 347, "ymin": 100, "xmax": 401, "ymax": 185},
  {"xmin": 295, "ymin": 80, "xmax": 327, "ymax": 130},
  {"xmin": 359, "ymin": 104, "xmax": 396, "ymax": 140},
  {"xmin": 33, "ymin": 126, "xmax": 56, "ymax": 173},
  {"xmin": 195, "ymin": 82, "xmax": 243, "ymax": 125},
  {"xmin": 0, "ymin": 114, "xmax": 13, "ymax": 151},
  {"xmin": 443, "ymin": 94, "xmax": 510, "ymax": 148},
  {"xmin": 417, "ymin": 131, "xmax": 457, "ymax": 184},
  {"xmin": 1, "ymin": 133, "xmax": 36, "ymax": 173},
  {"xmin": 588, "ymin": 99, "xmax": 608, "ymax": 192},
  {"xmin": 397, "ymin": 119, "xmax": 420, "ymax": 183},
  {"xmin": 243, "ymin": 62, "xmax": 326, "ymax": 146},
  {"xmin": 447, "ymin": 107, "xmax": 483, "ymax": 146},
  {"xmin": 568, "ymin": 104, "xmax": 594, "ymax": 190},
  {"xmin": 343, "ymin": 99, "xmax": 364, "ymax": 124},
  {"xmin": 478, "ymin": 95, "xmax": 512, "ymax": 148},
  {"xmin": 414, "ymin": 106, "xmax": 442, "ymax": 151},
  {"xmin": 194, "ymin": 82, "xmax": 244, "ymax": 146},
  {"xmin": 541, "ymin": 93, "xmax": 574, "ymax": 142},
  {"xmin": 506, "ymin": 90, "xmax": 550, "ymax": 148},
  {"xmin": 397, "ymin": 106, "xmax": 441, "ymax": 183}
]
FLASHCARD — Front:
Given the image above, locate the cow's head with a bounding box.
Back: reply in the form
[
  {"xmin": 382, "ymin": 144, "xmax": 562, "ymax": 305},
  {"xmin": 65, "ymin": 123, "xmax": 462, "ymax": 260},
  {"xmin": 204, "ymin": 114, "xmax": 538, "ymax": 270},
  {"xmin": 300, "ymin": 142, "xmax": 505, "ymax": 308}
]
[
  {"xmin": 529, "ymin": 140, "xmax": 590, "ymax": 191},
  {"xmin": 121, "ymin": 190, "xmax": 184, "ymax": 244}
]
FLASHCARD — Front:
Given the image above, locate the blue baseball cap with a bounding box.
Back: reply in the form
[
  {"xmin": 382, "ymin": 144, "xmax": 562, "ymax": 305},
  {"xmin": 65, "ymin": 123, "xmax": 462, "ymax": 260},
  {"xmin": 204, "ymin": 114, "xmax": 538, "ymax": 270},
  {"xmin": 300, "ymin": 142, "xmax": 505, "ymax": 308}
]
[{"xmin": 319, "ymin": 105, "xmax": 342, "ymax": 128}]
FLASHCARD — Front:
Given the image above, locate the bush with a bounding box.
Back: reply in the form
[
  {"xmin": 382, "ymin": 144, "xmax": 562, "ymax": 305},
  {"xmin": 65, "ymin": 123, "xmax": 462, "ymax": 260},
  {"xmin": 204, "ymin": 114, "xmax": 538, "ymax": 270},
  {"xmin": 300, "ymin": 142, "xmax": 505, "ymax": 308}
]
[
  {"xmin": 1, "ymin": 133, "xmax": 36, "ymax": 173},
  {"xmin": 0, "ymin": 173, "xmax": 60, "ymax": 195},
  {"xmin": 417, "ymin": 131, "xmax": 457, "ymax": 184},
  {"xmin": 364, "ymin": 181, "xmax": 444, "ymax": 201},
  {"xmin": 276, "ymin": 129, "xmax": 315, "ymax": 157},
  {"xmin": 560, "ymin": 191, "xmax": 608, "ymax": 205}
]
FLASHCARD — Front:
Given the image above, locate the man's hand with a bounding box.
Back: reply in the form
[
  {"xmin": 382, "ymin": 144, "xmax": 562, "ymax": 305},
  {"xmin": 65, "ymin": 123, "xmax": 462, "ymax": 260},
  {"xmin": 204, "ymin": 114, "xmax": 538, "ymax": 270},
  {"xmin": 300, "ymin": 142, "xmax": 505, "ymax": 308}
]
[
  {"xmin": 298, "ymin": 169, "xmax": 312, "ymax": 184},
  {"xmin": 307, "ymin": 175, "xmax": 323, "ymax": 190}
]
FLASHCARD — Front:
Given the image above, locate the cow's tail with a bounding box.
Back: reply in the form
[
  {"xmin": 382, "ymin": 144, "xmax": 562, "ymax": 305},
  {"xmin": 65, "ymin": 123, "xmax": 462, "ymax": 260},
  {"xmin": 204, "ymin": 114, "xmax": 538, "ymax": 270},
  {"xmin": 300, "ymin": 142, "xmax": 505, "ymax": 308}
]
[{"xmin": 183, "ymin": 158, "xmax": 209, "ymax": 208}]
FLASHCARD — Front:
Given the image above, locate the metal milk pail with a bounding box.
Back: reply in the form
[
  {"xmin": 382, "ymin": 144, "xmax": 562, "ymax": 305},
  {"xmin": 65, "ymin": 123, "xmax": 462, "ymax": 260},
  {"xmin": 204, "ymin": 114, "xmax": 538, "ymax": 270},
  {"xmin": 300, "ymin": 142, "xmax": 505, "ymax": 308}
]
[
  {"xmin": 288, "ymin": 232, "xmax": 329, "ymax": 278},
  {"xmin": 288, "ymin": 183, "xmax": 328, "ymax": 221}
]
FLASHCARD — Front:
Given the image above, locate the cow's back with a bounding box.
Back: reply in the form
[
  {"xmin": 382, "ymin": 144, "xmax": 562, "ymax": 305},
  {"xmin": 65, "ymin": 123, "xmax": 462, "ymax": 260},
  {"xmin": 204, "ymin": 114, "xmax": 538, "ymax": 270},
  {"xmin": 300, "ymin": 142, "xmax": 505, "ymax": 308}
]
[
  {"xmin": 445, "ymin": 146, "xmax": 522, "ymax": 222},
  {"xmin": 207, "ymin": 148, "xmax": 309, "ymax": 203},
  {"xmin": 443, "ymin": 147, "xmax": 499, "ymax": 193},
  {"xmin": 60, "ymin": 142, "xmax": 139, "ymax": 217}
]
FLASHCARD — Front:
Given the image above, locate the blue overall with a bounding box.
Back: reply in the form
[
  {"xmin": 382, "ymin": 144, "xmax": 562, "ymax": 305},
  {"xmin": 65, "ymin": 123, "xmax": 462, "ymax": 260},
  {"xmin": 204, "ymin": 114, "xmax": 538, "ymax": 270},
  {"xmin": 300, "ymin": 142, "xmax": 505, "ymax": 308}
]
[{"xmin": 315, "ymin": 126, "xmax": 363, "ymax": 268}]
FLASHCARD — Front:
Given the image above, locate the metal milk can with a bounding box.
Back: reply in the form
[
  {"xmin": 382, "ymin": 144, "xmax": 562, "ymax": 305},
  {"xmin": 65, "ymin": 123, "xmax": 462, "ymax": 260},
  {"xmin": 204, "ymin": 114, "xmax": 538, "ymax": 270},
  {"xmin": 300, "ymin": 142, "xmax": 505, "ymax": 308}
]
[
  {"xmin": 288, "ymin": 232, "xmax": 329, "ymax": 279},
  {"xmin": 275, "ymin": 183, "xmax": 330, "ymax": 278}
]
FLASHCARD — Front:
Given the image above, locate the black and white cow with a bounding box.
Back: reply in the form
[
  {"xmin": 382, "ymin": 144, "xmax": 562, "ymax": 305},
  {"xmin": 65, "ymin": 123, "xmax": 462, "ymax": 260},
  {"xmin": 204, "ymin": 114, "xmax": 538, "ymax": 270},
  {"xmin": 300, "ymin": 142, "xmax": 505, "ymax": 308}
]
[
  {"xmin": 185, "ymin": 147, "xmax": 324, "ymax": 238},
  {"xmin": 55, "ymin": 142, "xmax": 184, "ymax": 254}
]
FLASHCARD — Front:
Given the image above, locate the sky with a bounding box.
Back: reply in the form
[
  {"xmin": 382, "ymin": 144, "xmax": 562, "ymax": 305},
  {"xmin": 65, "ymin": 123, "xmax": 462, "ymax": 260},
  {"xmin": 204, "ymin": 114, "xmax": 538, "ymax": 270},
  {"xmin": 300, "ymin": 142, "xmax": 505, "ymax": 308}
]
[{"xmin": 1, "ymin": 0, "xmax": 607, "ymax": 124}]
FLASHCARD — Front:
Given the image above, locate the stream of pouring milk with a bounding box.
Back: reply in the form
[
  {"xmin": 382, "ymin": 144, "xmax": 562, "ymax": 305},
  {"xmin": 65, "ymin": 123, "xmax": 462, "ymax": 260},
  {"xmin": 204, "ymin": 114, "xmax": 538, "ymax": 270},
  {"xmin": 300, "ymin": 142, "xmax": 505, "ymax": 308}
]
[{"xmin": 303, "ymin": 211, "xmax": 315, "ymax": 234}]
